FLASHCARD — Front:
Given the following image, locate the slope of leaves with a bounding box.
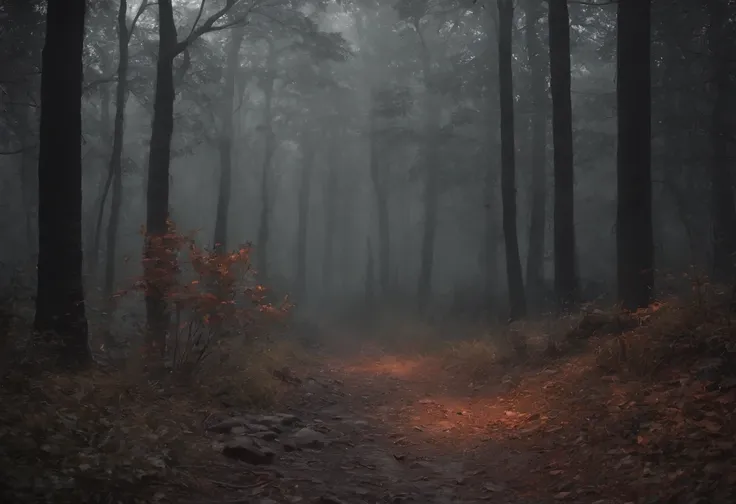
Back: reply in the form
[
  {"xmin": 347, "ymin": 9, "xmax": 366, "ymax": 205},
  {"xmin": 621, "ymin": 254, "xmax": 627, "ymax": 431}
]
[{"xmin": 480, "ymin": 298, "xmax": 736, "ymax": 504}]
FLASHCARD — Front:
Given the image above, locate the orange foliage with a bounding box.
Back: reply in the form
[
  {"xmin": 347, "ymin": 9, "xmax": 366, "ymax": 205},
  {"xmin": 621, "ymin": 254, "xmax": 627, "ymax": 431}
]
[{"xmin": 121, "ymin": 220, "xmax": 291, "ymax": 365}]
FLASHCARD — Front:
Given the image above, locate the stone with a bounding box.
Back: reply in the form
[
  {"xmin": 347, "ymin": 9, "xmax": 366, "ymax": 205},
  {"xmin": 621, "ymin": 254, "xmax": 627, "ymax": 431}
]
[
  {"xmin": 292, "ymin": 427, "xmax": 326, "ymax": 449},
  {"xmin": 253, "ymin": 431, "xmax": 279, "ymax": 442},
  {"xmin": 207, "ymin": 417, "xmax": 248, "ymax": 433},
  {"xmin": 222, "ymin": 437, "xmax": 275, "ymax": 465}
]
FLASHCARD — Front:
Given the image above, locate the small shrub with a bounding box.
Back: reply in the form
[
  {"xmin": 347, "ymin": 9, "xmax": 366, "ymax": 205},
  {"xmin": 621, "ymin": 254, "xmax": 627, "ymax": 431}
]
[{"xmin": 119, "ymin": 221, "xmax": 291, "ymax": 377}]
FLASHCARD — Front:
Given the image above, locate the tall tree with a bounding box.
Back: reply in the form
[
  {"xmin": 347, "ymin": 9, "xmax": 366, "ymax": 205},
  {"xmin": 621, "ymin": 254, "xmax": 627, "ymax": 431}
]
[
  {"xmin": 548, "ymin": 0, "xmax": 577, "ymax": 309},
  {"xmin": 2, "ymin": 0, "xmax": 44, "ymax": 257},
  {"xmin": 256, "ymin": 40, "xmax": 277, "ymax": 283},
  {"xmin": 34, "ymin": 0, "xmax": 91, "ymax": 367},
  {"xmin": 706, "ymin": 0, "xmax": 736, "ymax": 282},
  {"xmin": 616, "ymin": 0, "xmax": 653, "ymax": 310},
  {"xmin": 97, "ymin": 0, "xmax": 150, "ymax": 317},
  {"xmin": 497, "ymin": 0, "xmax": 526, "ymax": 320},
  {"xmin": 145, "ymin": 0, "xmax": 247, "ymax": 353},
  {"xmin": 295, "ymin": 132, "xmax": 316, "ymax": 301},
  {"xmin": 322, "ymin": 134, "xmax": 340, "ymax": 294},
  {"xmin": 369, "ymin": 90, "xmax": 391, "ymax": 296},
  {"xmin": 523, "ymin": 0, "xmax": 548, "ymax": 308},
  {"xmin": 213, "ymin": 25, "xmax": 246, "ymax": 251}
]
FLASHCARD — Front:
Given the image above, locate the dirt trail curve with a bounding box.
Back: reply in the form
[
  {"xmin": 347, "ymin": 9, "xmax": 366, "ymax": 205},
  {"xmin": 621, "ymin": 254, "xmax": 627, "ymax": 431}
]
[
  {"xmin": 191, "ymin": 352, "xmax": 555, "ymax": 504},
  {"xmin": 193, "ymin": 339, "xmax": 736, "ymax": 504}
]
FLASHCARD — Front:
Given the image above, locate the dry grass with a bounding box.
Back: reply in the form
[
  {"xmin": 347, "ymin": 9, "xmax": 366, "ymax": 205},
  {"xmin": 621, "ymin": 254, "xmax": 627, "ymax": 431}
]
[
  {"xmin": 438, "ymin": 314, "xmax": 583, "ymax": 383},
  {"xmin": 192, "ymin": 337, "xmax": 315, "ymax": 407}
]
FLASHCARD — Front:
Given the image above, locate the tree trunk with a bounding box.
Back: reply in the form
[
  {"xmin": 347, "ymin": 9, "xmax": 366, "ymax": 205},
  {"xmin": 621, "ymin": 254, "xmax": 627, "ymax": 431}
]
[
  {"xmin": 144, "ymin": 0, "xmax": 178, "ymax": 355},
  {"xmin": 256, "ymin": 44, "xmax": 276, "ymax": 283},
  {"xmin": 368, "ymin": 90, "xmax": 390, "ymax": 296},
  {"xmin": 497, "ymin": 0, "xmax": 526, "ymax": 321},
  {"xmin": 213, "ymin": 27, "xmax": 245, "ymax": 252},
  {"xmin": 483, "ymin": 156, "xmax": 498, "ymax": 314},
  {"xmin": 416, "ymin": 33, "xmax": 440, "ymax": 313},
  {"xmin": 322, "ymin": 135, "xmax": 339, "ymax": 294},
  {"xmin": 10, "ymin": 97, "xmax": 39, "ymax": 257},
  {"xmin": 103, "ymin": 0, "xmax": 132, "ymax": 316},
  {"xmin": 548, "ymin": 0, "xmax": 577, "ymax": 309},
  {"xmin": 90, "ymin": 72, "xmax": 112, "ymax": 281},
  {"xmin": 295, "ymin": 136, "xmax": 316, "ymax": 302},
  {"xmin": 365, "ymin": 238, "xmax": 375, "ymax": 314},
  {"xmin": 5, "ymin": 0, "xmax": 41, "ymax": 260},
  {"xmin": 34, "ymin": 0, "xmax": 91, "ymax": 368},
  {"xmin": 707, "ymin": 0, "xmax": 736, "ymax": 283},
  {"xmin": 616, "ymin": 0, "xmax": 653, "ymax": 310},
  {"xmin": 523, "ymin": 0, "xmax": 547, "ymax": 310}
]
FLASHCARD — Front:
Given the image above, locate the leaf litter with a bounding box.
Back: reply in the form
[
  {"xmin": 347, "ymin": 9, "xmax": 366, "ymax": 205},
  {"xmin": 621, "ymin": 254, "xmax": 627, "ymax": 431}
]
[{"xmin": 2, "ymin": 301, "xmax": 736, "ymax": 503}]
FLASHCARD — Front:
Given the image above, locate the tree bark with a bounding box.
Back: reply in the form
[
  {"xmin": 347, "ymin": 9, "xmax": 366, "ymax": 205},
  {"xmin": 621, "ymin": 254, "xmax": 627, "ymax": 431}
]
[
  {"xmin": 34, "ymin": 0, "xmax": 91, "ymax": 368},
  {"xmin": 548, "ymin": 0, "xmax": 577, "ymax": 309},
  {"xmin": 322, "ymin": 135, "xmax": 339, "ymax": 294},
  {"xmin": 416, "ymin": 30, "xmax": 440, "ymax": 313},
  {"xmin": 523, "ymin": 0, "xmax": 547, "ymax": 310},
  {"xmin": 213, "ymin": 26, "xmax": 245, "ymax": 252},
  {"xmin": 144, "ymin": 0, "xmax": 178, "ymax": 354},
  {"xmin": 295, "ymin": 135, "xmax": 316, "ymax": 302},
  {"xmin": 90, "ymin": 62, "xmax": 112, "ymax": 282},
  {"xmin": 368, "ymin": 90, "xmax": 391, "ymax": 296},
  {"xmin": 616, "ymin": 0, "xmax": 654, "ymax": 310},
  {"xmin": 497, "ymin": 0, "xmax": 526, "ymax": 320},
  {"xmin": 256, "ymin": 42, "xmax": 276, "ymax": 283},
  {"xmin": 103, "ymin": 0, "xmax": 132, "ymax": 314},
  {"xmin": 707, "ymin": 0, "xmax": 736, "ymax": 282}
]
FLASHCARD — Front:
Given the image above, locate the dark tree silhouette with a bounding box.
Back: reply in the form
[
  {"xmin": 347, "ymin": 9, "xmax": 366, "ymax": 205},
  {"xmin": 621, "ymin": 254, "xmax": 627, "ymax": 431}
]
[
  {"xmin": 34, "ymin": 0, "xmax": 91, "ymax": 367},
  {"xmin": 549, "ymin": 0, "xmax": 577, "ymax": 309},
  {"xmin": 498, "ymin": 0, "xmax": 526, "ymax": 320},
  {"xmin": 616, "ymin": 0, "xmax": 654, "ymax": 310},
  {"xmin": 213, "ymin": 26, "xmax": 246, "ymax": 252},
  {"xmin": 145, "ymin": 0, "xmax": 246, "ymax": 353},
  {"xmin": 706, "ymin": 0, "xmax": 736, "ymax": 282},
  {"xmin": 295, "ymin": 133, "xmax": 316, "ymax": 301},
  {"xmin": 523, "ymin": 0, "xmax": 548, "ymax": 309},
  {"xmin": 256, "ymin": 40, "xmax": 277, "ymax": 283}
]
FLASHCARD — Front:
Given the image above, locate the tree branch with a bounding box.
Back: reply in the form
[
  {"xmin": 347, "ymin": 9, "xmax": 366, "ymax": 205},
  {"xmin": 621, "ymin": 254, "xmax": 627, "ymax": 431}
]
[
  {"xmin": 126, "ymin": 0, "xmax": 153, "ymax": 44},
  {"xmin": 186, "ymin": 0, "xmax": 208, "ymax": 43},
  {"xmin": 174, "ymin": 0, "xmax": 259, "ymax": 56}
]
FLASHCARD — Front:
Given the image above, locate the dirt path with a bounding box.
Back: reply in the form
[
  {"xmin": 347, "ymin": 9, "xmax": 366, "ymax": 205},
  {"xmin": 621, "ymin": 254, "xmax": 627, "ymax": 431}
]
[
  {"xmin": 161, "ymin": 337, "xmax": 736, "ymax": 504},
  {"xmin": 193, "ymin": 351, "xmax": 552, "ymax": 504}
]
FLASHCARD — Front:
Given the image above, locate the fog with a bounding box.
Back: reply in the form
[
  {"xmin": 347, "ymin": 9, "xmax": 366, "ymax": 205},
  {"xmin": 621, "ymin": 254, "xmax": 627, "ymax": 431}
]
[{"xmin": 0, "ymin": 0, "xmax": 725, "ymax": 338}]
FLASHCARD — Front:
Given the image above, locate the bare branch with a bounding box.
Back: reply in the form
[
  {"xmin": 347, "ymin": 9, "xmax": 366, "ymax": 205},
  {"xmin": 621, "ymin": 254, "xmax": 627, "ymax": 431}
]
[
  {"xmin": 174, "ymin": 49, "xmax": 192, "ymax": 86},
  {"xmin": 175, "ymin": 0, "xmax": 243, "ymax": 55},
  {"xmin": 186, "ymin": 0, "xmax": 207, "ymax": 42},
  {"xmin": 126, "ymin": 0, "xmax": 152, "ymax": 44}
]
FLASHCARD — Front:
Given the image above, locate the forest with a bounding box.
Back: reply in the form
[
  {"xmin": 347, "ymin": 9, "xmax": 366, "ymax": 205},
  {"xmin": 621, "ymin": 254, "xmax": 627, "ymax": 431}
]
[{"xmin": 0, "ymin": 0, "xmax": 735, "ymax": 503}]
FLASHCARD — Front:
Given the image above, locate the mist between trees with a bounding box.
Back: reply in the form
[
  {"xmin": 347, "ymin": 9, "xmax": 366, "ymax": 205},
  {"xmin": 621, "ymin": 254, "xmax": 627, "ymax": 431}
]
[{"xmin": 0, "ymin": 0, "xmax": 733, "ymax": 367}]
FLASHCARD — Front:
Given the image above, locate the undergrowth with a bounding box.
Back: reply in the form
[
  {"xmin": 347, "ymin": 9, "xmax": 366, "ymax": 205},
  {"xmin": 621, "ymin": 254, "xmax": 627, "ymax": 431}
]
[
  {"xmin": 0, "ymin": 222, "xmax": 303, "ymax": 503},
  {"xmin": 439, "ymin": 287, "xmax": 736, "ymax": 386},
  {"xmin": 0, "ymin": 336, "xmax": 310, "ymax": 503}
]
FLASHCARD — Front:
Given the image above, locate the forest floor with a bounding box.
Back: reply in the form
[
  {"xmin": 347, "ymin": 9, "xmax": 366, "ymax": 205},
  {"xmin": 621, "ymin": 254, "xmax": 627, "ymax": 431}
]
[{"xmin": 2, "ymin": 301, "xmax": 736, "ymax": 504}]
